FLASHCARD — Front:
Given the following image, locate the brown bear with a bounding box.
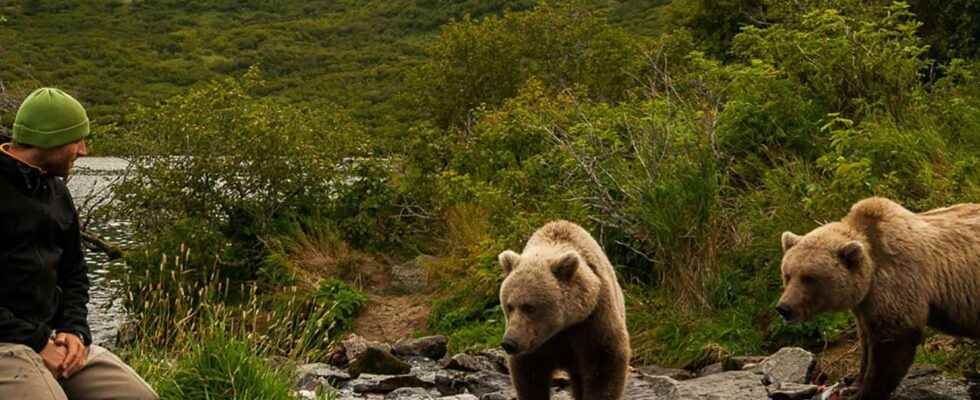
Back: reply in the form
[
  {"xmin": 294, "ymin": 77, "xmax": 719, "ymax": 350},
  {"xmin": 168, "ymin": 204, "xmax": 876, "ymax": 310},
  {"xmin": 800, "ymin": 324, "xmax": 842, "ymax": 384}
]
[
  {"xmin": 498, "ymin": 220, "xmax": 630, "ymax": 400},
  {"xmin": 778, "ymin": 197, "xmax": 980, "ymax": 399}
]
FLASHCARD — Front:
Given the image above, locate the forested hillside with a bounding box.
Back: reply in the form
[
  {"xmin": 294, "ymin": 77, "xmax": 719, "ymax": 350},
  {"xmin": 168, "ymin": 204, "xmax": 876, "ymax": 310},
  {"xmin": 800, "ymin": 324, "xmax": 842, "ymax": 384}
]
[{"xmin": 3, "ymin": 0, "xmax": 980, "ymax": 397}]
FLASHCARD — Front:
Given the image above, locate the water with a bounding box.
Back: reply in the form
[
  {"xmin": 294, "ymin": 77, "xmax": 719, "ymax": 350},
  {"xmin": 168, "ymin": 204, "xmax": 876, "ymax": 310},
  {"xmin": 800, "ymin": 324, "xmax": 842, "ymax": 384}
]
[{"xmin": 66, "ymin": 157, "xmax": 132, "ymax": 346}]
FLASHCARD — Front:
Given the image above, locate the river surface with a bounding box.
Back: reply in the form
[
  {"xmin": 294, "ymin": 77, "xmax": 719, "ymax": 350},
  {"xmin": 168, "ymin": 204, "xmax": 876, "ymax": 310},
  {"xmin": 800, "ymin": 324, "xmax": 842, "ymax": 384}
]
[{"xmin": 66, "ymin": 157, "xmax": 133, "ymax": 346}]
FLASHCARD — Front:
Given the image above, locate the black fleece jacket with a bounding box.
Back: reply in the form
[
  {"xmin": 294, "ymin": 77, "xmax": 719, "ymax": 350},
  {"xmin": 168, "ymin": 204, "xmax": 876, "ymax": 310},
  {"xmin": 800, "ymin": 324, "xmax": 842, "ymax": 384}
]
[{"xmin": 0, "ymin": 149, "xmax": 91, "ymax": 352}]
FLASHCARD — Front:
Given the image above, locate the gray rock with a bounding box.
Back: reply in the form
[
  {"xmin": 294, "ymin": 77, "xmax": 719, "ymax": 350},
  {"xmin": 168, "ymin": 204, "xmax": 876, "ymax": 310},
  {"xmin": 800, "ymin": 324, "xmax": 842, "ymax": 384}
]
[
  {"xmin": 759, "ymin": 347, "xmax": 815, "ymax": 385},
  {"xmin": 350, "ymin": 374, "xmax": 435, "ymax": 394},
  {"xmin": 478, "ymin": 393, "xmax": 511, "ymax": 400},
  {"xmin": 344, "ymin": 334, "xmax": 394, "ymax": 363},
  {"xmin": 637, "ymin": 370, "xmax": 819, "ymax": 400},
  {"xmin": 458, "ymin": 371, "xmax": 513, "ymax": 396},
  {"xmin": 442, "ymin": 353, "xmax": 500, "ymax": 373},
  {"xmin": 394, "ymin": 336, "xmax": 449, "ymax": 360},
  {"xmin": 295, "ymin": 363, "xmax": 351, "ymax": 391},
  {"xmin": 892, "ymin": 365, "xmax": 970, "ymax": 400},
  {"xmin": 727, "ymin": 356, "xmax": 767, "ymax": 371},
  {"xmin": 766, "ymin": 382, "xmax": 819, "ymax": 400},
  {"xmin": 476, "ymin": 349, "xmax": 510, "ymax": 374},
  {"xmin": 349, "ymin": 347, "xmax": 413, "ymax": 377},
  {"xmin": 384, "ymin": 387, "xmax": 435, "ymax": 400},
  {"xmin": 433, "ymin": 371, "xmax": 465, "ymax": 396},
  {"xmin": 440, "ymin": 395, "xmax": 479, "ymax": 400},
  {"xmin": 637, "ymin": 365, "xmax": 697, "ymax": 381},
  {"xmin": 698, "ymin": 362, "xmax": 725, "ymax": 377}
]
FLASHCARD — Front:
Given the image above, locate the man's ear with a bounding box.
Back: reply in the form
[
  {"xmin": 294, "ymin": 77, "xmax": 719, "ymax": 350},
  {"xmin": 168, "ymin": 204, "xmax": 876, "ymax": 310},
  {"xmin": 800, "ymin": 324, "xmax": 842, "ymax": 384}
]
[
  {"xmin": 781, "ymin": 232, "xmax": 802, "ymax": 252},
  {"xmin": 839, "ymin": 241, "xmax": 864, "ymax": 271},
  {"xmin": 550, "ymin": 251, "xmax": 579, "ymax": 281},
  {"xmin": 499, "ymin": 250, "xmax": 521, "ymax": 276}
]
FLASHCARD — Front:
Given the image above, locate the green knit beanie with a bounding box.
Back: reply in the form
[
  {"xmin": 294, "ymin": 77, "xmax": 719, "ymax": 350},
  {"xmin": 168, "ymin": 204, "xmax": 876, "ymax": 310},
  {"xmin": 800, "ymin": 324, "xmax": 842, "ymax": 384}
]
[{"xmin": 12, "ymin": 88, "xmax": 90, "ymax": 149}]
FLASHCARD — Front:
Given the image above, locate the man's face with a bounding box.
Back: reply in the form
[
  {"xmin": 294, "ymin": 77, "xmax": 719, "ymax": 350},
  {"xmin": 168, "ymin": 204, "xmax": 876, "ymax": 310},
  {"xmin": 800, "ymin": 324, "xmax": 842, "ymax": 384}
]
[{"xmin": 41, "ymin": 139, "xmax": 88, "ymax": 177}]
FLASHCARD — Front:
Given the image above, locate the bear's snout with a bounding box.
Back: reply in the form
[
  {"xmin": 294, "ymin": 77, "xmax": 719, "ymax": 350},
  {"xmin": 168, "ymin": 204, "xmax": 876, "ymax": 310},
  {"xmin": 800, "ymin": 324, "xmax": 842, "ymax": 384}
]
[
  {"xmin": 501, "ymin": 337, "xmax": 520, "ymax": 355},
  {"xmin": 776, "ymin": 303, "xmax": 797, "ymax": 323}
]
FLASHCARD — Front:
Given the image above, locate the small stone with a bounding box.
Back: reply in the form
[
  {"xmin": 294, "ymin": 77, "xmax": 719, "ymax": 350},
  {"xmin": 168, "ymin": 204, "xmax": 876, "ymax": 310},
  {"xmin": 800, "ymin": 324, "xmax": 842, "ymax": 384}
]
[
  {"xmin": 344, "ymin": 334, "xmax": 394, "ymax": 363},
  {"xmin": 384, "ymin": 387, "xmax": 435, "ymax": 400},
  {"xmin": 393, "ymin": 336, "xmax": 449, "ymax": 360},
  {"xmin": 295, "ymin": 363, "xmax": 351, "ymax": 391},
  {"xmin": 442, "ymin": 353, "xmax": 500, "ymax": 373},
  {"xmin": 349, "ymin": 347, "xmax": 413, "ymax": 377},
  {"xmin": 759, "ymin": 347, "xmax": 815, "ymax": 385},
  {"xmin": 350, "ymin": 374, "xmax": 435, "ymax": 394}
]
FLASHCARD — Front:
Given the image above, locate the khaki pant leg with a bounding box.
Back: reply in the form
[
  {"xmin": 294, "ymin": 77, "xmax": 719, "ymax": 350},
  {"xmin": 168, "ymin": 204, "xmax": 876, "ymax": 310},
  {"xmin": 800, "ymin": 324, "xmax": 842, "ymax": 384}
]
[
  {"xmin": 0, "ymin": 343, "xmax": 68, "ymax": 400},
  {"xmin": 60, "ymin": 345, "xmax": 158, "ymax": 400}
]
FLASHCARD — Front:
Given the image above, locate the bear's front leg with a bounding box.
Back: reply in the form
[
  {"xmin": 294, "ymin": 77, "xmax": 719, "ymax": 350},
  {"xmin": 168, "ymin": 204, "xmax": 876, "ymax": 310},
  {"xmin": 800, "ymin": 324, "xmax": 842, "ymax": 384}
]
[
  {"xmin": 575, "ymin": 351, "xmax": 629, "ymax": 400},
  {"xmin": 855, "ymin": 330, "xmax": 921, "ymax": 400},
  {"xmin": 509, "ymin": 355, "xmax": 554, "ymax": 400}
]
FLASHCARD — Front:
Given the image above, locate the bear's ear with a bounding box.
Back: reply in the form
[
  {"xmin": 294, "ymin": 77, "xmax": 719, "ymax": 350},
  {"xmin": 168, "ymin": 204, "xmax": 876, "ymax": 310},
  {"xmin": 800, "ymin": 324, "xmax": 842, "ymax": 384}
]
[
  {"xmin": 499, "ymin": 250, "xmax": 521, "ymax": 276},
  {"xmin": 839, "ymin": 241, "xmax": 864, "ymax": 271},
  {"xmin": 551, "ymin": 251, "xmax": 580, "ymax": 281},
  {"xmin": 781, "ymin": 231, "xmax": 802, "ymax": 252}
]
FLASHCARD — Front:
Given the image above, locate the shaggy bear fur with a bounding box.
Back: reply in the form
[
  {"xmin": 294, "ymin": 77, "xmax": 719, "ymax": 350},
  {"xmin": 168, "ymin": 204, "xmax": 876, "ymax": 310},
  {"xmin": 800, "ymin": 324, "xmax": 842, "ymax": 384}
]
[
  {"xmin": 498, "ymin": 220, "xmax": 630, "ymax": 400},
  {"xmin": 778, "ymin": 197, "xmax": 980, "ymax": 399}
]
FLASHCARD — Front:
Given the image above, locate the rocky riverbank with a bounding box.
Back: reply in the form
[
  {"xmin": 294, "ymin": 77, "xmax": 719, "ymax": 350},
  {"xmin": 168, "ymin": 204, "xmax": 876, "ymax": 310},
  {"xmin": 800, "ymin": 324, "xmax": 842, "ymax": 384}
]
[{"xmin": 294, "ymin": 335, "xmax": 978, "ymax": 400}]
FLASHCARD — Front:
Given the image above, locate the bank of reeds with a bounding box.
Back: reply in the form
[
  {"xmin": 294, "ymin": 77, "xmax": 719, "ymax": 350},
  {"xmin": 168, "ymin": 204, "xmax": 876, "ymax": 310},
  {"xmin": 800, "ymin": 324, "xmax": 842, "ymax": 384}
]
[{"xmin": 119, "ymin": 244, "xmax": 365, "ymax": 399}]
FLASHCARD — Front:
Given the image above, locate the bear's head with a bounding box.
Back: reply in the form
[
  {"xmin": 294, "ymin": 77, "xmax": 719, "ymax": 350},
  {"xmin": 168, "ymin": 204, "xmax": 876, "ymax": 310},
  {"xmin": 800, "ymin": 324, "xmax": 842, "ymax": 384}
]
[
  {"xmin": 497, "ymin": 249, "xmax": 601, "ymax": 356},
  {"xmin": 777, "ymin": 223, "xmax": 874, "ymax": 324}
]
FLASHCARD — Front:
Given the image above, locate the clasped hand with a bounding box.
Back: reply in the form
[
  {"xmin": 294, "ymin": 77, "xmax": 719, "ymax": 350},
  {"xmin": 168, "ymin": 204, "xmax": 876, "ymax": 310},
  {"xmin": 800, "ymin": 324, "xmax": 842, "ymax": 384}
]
[{"xmin": 40, "ymin": 332, "xmax": 88, "ymax": 379}]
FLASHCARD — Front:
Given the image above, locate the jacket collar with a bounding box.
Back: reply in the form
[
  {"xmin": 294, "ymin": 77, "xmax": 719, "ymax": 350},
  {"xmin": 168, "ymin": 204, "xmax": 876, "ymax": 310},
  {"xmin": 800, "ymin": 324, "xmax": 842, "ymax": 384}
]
[{"xmin": 0, "ymin": 144, "xmax": 48, "ymax": 194}]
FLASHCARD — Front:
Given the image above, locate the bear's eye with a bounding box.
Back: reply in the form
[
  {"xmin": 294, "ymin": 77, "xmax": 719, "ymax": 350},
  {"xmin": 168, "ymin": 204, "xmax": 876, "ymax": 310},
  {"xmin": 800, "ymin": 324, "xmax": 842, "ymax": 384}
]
[
  {"xmin": 520, "ymin": 304, "xmax": 536, "ymax": 314},
  {"xmin": 800, "ymin": 275, "xmax": 816, "ymax": 285}
]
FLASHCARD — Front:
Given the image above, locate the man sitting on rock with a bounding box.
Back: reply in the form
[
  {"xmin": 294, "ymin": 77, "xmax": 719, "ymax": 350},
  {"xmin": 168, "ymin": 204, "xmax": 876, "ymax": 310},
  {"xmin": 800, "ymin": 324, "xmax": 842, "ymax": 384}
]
[{"xmin": 0, "ymin": 88, "xmax": 158, "ymax": 399}]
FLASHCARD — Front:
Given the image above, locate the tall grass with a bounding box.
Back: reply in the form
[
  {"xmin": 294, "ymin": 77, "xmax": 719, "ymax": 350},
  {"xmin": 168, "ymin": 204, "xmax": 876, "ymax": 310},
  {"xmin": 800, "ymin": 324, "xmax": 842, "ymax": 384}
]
[{"xmin": 121, "ymin": 244, "xmax": 366, "ymax": 362}]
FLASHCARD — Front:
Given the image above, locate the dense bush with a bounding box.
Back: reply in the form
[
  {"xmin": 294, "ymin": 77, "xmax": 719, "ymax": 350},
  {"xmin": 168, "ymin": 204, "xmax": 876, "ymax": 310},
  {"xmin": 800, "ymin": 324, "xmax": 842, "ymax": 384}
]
[{"xmin": 411, "ymin": 1, "xmax": 980, "ymax": 366}]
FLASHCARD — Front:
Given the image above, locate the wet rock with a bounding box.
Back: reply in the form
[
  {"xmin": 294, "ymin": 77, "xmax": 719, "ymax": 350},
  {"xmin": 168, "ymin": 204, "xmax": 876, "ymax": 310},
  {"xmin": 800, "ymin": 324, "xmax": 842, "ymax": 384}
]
[
  {"xmin": 348, "ymin": 347, "xmax": 413, "ymax": 377},
  {"xmin": 350, "ymin": 374, "xmax": 435, "ymax": 394},
  {"xmin": 295, "ymin": 363, "xmax": 351, "ymax": 391},
  {"xmin": 442, "ymin": 353, "xmax": 500, "ymax": 373},
  {"xmin": 638, "ymin": 365, "xmax": 697, "ymax": 381},
  {"xmin": 759, "ymin": 347, "xmax": 815, "ymax": 385},
  {"xmin": 384, "ymin": 387, "xmax": 435, "ymax": 400},
  {"xmin": 394, "ymin": 336, "xmax": 449, "ymax": 360}
]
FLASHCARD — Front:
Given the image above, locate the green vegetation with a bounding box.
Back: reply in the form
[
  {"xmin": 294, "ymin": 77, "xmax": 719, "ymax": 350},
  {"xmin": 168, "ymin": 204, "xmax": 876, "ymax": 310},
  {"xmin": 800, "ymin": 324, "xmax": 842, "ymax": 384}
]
[{"xmin": 4, "ymin": 0, "xmax": 980, "ymax": 389}]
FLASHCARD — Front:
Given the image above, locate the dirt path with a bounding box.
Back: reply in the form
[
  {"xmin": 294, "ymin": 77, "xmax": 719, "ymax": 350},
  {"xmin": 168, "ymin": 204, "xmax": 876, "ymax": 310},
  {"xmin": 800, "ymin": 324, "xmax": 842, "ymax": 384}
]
[{"xmin": 353, "ymin": 293, "xmax": 432, "ymax": 343}]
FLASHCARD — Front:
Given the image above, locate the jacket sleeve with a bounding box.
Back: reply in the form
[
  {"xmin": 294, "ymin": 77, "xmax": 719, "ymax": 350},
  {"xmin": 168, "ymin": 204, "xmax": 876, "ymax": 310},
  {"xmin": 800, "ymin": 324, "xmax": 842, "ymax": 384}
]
[
  {"xmin": 52, "ymin": 208, "xmax": 92, "ymax": 346},
  {"xmin": 0, "ymin": 308, "xmax": 51, "ymax": 352}
]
